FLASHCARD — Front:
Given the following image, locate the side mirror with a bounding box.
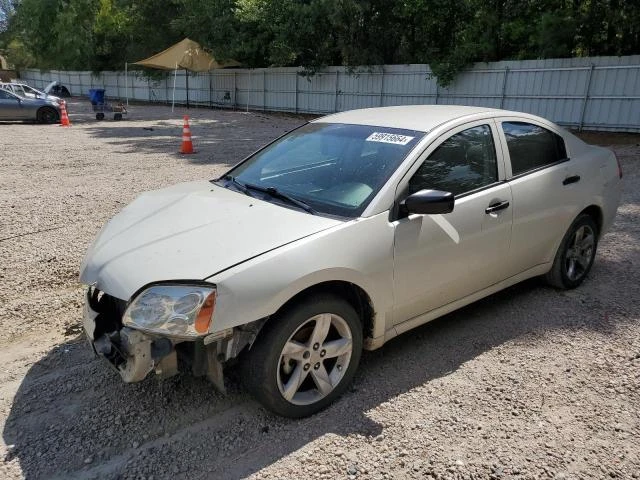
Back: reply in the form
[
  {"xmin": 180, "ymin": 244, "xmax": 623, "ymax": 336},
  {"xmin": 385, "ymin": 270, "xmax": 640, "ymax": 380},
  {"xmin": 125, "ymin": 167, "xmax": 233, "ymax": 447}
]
[{"xmin": 402, "ymin": 189, "xmax": 454, "ymax": 215}]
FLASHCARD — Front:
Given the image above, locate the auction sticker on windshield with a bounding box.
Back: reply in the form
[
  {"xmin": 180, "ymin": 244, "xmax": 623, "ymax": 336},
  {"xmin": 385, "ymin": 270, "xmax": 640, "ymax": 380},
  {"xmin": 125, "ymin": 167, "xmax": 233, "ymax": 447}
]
[{"xmin": 365, "ymin": 132, "xmax": 415, "ymax": 145}]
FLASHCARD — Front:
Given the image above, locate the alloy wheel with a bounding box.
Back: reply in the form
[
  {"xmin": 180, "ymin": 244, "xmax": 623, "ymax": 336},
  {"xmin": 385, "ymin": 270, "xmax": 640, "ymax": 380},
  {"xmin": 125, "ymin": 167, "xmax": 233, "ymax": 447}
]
[
  {"xmin": 564, "ymin": 224, "xmax": 595, "ymax": 281},
  {"xmin": 277, "ymin": 313, "xmax": 353, "ymax": 405}
]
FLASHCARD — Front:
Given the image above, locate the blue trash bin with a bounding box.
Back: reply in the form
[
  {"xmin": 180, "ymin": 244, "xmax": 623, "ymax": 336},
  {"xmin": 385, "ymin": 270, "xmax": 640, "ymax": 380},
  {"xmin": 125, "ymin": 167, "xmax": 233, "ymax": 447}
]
[{"xmin": 88, "ymin": 88, "xmax": 106, "ymax": 105}]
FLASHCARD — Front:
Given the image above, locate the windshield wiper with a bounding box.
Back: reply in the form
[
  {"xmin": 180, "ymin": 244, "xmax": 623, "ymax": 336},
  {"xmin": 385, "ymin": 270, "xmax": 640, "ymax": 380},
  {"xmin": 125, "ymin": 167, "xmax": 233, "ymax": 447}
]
[
  {"xmin": 219, "ymin": 175, "xmax": 252, "ymax": 196},
  {"xmin": 243, "ymin": 182, "xmax": 317, "ymax": 215}
]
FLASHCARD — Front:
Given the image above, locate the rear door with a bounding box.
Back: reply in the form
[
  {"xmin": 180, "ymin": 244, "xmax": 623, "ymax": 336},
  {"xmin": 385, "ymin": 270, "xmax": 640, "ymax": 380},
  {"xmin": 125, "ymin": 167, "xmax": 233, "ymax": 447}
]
[{"xmin": 495, "ymin": 119, "xmax": 583, "ymax": 276}]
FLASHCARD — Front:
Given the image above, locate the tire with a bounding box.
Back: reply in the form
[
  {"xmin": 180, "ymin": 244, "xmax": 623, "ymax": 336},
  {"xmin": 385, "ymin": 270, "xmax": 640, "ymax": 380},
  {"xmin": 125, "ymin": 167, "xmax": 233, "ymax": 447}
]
[
  {"xmin": 114, "ymin": 113, "xmax": 123, "ymax": 121},
  {"xmin": 545, "ymin": 213, "xmax": 599, "ymax": 289},
  {"xmin": 96, "ymin": 113, "xmax": 105, "ymax": 121},
  {"xmin": 37, "ymin": 107, "xmax": 59, "ymax": 124},
  {"xmin": 242, "ymin": 294, "xmax": 363, "ymax": 418}
]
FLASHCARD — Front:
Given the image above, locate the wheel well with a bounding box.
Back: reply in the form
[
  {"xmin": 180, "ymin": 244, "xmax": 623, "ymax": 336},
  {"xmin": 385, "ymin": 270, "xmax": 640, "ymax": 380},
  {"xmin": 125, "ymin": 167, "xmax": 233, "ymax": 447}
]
[
  {"xmin": 37, "ymin": 106, "xmax": 58, "ymax": 118},
  {"xmin": 580, "ymin": 205, "xmax": 603, "ymax": 236},
  {"xmin": 274, "ymin": 281, "xmax": 375, "ymax": 338}
]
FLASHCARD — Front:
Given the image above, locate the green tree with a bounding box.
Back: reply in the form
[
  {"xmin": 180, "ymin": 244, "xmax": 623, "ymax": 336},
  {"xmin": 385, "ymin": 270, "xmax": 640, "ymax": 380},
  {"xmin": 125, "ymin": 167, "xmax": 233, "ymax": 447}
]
[{"xmin": 2, "ymin": 0, "xmax": 639, "ymax": 85}]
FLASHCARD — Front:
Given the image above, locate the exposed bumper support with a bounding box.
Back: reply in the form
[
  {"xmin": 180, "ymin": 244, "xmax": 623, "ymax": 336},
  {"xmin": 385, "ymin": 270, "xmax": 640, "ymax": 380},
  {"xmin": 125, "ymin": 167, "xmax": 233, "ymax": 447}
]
[
  {"xmin": 84, "ymin": 289, "xmax": 267, "ymax": 391},
  {"xmin": 118, "ymin": 328, "xmax": 155, "ymax": 382},
  {"xmin": 93, "ymin": 327, "xmax": 158, "ymax": 382}
]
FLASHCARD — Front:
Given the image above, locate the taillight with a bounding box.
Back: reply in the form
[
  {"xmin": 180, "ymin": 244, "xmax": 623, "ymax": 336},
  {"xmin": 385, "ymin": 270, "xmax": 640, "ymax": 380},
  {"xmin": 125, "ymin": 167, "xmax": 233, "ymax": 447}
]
[{"xmin": 614, "ymin": 153, "xmax": 623, "ymax": 179}]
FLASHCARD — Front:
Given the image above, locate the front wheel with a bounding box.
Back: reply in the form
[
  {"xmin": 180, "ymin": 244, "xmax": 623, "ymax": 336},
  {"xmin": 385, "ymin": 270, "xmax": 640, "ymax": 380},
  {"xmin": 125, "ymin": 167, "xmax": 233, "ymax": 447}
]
[
  {"xmin": 545, "ymin": 214, "xmax": 599, "ymax": 289},
  {"xmin": 37, "ymin": 107, "xmax": 59, "ymax": 124},
  {"xmin": 242, "ymin": 294, "xmax": 363, "ymax": 418}
]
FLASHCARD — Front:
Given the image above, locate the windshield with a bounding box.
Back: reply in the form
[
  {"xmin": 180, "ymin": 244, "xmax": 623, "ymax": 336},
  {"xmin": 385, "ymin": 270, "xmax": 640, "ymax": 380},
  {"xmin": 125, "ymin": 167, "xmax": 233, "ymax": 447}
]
[
  {"xmin": 11, "ymin": 85, "xmax": 26, "ymax": 97},
  {"xmin": 223, "ymin": 123, "xmax": 424, "ymax": 217},
  {"xmin": 22, "ymin": 85, "xmax": 43, "ymax": 96}
]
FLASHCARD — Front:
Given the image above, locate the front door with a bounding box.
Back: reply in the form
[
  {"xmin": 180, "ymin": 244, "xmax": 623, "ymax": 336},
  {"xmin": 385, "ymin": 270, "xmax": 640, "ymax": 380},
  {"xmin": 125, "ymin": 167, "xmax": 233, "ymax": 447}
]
[
  {"xmin": 0, "ymin": 90, "xmax": 23, "ymax": 119},
  {"xmin": 392, "ymin": 121, "xmax": 513, "ymax": 324}
]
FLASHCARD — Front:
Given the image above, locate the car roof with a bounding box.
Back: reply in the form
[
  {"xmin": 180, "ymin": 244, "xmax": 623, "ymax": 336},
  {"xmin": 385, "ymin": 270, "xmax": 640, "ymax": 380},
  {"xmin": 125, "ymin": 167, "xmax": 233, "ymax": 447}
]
[{"xmin": 314, "ymin": 105, "xmax": 509, "ymax": 132}]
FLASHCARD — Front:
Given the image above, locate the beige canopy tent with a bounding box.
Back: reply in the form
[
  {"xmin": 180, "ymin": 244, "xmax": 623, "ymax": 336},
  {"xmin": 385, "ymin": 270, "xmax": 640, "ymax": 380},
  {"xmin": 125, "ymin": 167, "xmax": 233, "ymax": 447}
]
[{"xmin": 132, "ymin": 38, "xmax": 240, "ymax": 109}]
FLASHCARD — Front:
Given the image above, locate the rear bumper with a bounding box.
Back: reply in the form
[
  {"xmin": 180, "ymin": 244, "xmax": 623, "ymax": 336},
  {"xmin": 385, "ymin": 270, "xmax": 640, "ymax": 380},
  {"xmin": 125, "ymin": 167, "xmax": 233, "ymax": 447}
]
[{"xmin": 601, "ymin": 180, "xmax": 622, "ymax": 236}]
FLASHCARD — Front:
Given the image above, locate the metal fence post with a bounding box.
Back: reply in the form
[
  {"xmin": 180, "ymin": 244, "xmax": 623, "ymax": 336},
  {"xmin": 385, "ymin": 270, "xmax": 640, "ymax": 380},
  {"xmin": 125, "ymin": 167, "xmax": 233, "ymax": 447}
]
[
  {"xmin": 209, "ymin": 74, "xmax": 213, "ymax": 108},
  {"xmin": 233, "ymin": 72, "xmax": 237, "ymax": 110},
  {"xmin": 334, "ymin": 70, "xmax": 339, "ymax": 112},
  {"xmin": 434, "ymin": 81, "xmax": 439, "ymax": 105},
  {"xmin": 579, "ymin": 64, "xmax": 595, "ymax": 131},
  {"xmin": 247, "ymin": 70, "xmax": 251, "ymax": 112},
  {"xmin": 379, "ymin": 67, "xmax": 385, "ymax": 107},
  {"xmin": 500, "ymin": 67, "xmax": 509, "ymax": 109},
  {"xmin": 263, "ymin": 70, "xmax": 266, "ymax": 111},
  {"xmin": 295, "ymin": 73, "xmax": 299, "ymax": 113}
]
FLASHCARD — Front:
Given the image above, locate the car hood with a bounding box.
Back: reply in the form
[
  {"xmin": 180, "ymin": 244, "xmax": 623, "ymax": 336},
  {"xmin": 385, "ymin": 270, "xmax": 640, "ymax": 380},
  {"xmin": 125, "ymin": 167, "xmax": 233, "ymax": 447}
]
[
  {"xmin": 43, "ymin": 81, "xmax": 58, "ymax": 95},
  {"xmin": 20, "ymin": 95, "xmax": 58, "ymax": 107},
  {"xmin": 80, "ymin": 181, "xmax": 343, "ymax": 301}
]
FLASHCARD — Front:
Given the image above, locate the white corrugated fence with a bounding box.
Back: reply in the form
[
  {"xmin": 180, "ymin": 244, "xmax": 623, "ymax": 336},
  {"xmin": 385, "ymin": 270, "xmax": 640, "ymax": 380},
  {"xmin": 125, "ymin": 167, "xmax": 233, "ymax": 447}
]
[{"xmin": 20, "ymin": 55, "xmax": 640, "ymax": 132}]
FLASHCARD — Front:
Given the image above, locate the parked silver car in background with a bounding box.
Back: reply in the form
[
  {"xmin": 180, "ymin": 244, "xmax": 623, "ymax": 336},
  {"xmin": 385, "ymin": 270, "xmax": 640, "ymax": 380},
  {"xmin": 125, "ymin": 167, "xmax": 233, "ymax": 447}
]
[
  {"xmin": 0, "ymin": 81, "xmax": 64, "ymax": 104},
  {"xmin": 80, "ymin": 105, "xmax": 622, "ymax": 417},
  {"xmin": 0, "ymin": 81, "xmax": 63, "ymax": 123}
]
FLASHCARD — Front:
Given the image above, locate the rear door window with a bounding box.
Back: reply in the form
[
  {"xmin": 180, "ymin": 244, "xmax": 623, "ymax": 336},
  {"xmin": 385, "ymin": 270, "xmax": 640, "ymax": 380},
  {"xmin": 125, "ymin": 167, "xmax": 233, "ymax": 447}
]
[{"xmin": 502, "ymin": 122, "xmax": 567, "ymax": 176}]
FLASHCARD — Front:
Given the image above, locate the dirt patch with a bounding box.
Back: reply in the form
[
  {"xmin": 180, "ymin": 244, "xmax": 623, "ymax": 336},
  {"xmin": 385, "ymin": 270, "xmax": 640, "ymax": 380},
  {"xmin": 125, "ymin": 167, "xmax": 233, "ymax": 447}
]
[{"xmin": 0, "ymin": 102, "xmax": 638, "ymax": 479}]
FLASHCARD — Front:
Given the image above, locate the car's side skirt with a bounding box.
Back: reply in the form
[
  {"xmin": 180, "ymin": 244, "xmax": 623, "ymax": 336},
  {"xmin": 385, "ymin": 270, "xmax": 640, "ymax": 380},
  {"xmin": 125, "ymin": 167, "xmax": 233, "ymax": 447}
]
[{"xmin": 364, "ymin": 263, "xmax": 551, "ymax": 350}]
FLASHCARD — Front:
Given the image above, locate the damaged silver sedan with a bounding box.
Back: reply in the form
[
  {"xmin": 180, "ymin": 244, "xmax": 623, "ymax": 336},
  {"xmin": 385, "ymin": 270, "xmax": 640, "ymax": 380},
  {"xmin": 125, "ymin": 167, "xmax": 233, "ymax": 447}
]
[{"xmin": 81, "ymin": 105, "xmax": 622, "ymax": 417}]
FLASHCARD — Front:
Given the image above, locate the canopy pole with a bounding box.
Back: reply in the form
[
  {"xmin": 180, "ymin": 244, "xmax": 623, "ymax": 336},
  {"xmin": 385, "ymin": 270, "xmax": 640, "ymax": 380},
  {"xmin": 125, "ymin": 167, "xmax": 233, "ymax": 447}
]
[
  {"xmin": 172, "ymin": 63, "xmax": 177, "ymax": 112},
  {"xmin": 186, "ymin": 69, "xmax": 190, "ymax": 109},
  {"xmin": 125, "ymin": 62, "xmax": 129, "ymax": 107}
]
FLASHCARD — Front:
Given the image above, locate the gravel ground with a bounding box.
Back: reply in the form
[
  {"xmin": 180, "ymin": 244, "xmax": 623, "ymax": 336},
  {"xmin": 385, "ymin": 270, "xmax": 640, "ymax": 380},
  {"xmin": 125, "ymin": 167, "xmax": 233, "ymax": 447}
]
[{"xmin": 0, "ymin": 100, "xmax": 638, "ymax": 480}]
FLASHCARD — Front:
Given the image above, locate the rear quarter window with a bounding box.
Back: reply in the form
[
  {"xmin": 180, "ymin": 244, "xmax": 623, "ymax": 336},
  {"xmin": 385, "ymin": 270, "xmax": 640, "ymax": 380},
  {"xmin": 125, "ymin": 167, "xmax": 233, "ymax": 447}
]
[{"xmin": 502, "ymin": 122, "xmax": 567, "ymax": 176}]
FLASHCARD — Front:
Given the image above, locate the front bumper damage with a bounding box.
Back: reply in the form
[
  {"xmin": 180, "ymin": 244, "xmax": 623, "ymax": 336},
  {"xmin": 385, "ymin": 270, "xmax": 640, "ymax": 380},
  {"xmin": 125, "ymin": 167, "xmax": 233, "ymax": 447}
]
[{"xmin": 83, "ymin": 287, "xmax": 261, "ymax": 392}]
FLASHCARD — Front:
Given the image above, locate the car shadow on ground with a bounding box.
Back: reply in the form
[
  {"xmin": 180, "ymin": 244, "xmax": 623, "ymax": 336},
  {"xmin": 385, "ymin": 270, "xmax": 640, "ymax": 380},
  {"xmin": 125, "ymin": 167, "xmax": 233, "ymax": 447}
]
[
  {"xmin": 80, "ymin": 118, "xmax": 300, "ymax": 166},
  {"xmin": 2, "ymin": 265, "xmax": 634, "ymax": 480},
  {"xmin": 65, "ymin": 98, "xmax": 304, "ymax": 166}
]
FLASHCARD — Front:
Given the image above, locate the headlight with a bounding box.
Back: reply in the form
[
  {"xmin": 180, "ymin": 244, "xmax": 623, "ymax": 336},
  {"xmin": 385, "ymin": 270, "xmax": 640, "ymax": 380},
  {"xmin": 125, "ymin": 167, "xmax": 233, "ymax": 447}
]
[{"xmin": 122, "ymin": 284, "xmax": 216, "ymax": 338}]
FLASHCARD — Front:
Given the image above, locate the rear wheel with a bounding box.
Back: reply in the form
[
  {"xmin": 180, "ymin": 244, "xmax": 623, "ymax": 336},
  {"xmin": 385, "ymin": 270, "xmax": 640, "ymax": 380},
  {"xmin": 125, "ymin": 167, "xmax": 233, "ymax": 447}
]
[
  {"xmin": 37, "ymin": 107, "xmax": 59, "ymax": 124},
  {"xmin": 242, "ymin": 294, "xmax": 363, "ymax": 418},
  {"xmin": 545, "ymin": 214, "xmax": 598, "ymax": 289}
]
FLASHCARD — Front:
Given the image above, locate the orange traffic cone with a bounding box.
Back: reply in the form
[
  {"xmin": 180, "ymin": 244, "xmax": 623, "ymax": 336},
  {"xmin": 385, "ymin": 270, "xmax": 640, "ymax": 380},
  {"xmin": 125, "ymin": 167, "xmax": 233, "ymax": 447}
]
[
  {"xmin": 59, "ymin": 102, "xmax": 71, "ymax": 127},
  {"xmin": 180, "ymin": 115, "xmax": 195, "ymax": 154}
]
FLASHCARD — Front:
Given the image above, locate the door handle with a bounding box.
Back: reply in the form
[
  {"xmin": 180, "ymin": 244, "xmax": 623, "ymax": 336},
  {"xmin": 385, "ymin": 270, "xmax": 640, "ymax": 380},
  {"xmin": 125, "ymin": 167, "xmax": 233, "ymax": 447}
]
[
  {"xmin": 485, "ymin": 200, "xmax": 510, "ymax": 214},
  {"xmin": 563, "ymin": 175, "xmax": 581, "ymax": 185}
]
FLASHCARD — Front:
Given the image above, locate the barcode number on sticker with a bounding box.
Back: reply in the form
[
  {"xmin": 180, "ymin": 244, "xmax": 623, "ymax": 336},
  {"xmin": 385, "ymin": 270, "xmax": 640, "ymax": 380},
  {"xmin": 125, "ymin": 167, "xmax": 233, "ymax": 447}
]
[{"xmin": 365, "ymin": 132, "xmax": 414, "ymax": 145}]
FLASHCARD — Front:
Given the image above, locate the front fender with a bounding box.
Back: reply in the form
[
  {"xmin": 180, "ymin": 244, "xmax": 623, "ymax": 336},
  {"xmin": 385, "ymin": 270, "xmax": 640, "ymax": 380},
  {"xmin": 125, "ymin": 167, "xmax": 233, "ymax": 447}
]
[{"xmin": 208, "ymin": 213, "xmax": 395, "ymax": 340}]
